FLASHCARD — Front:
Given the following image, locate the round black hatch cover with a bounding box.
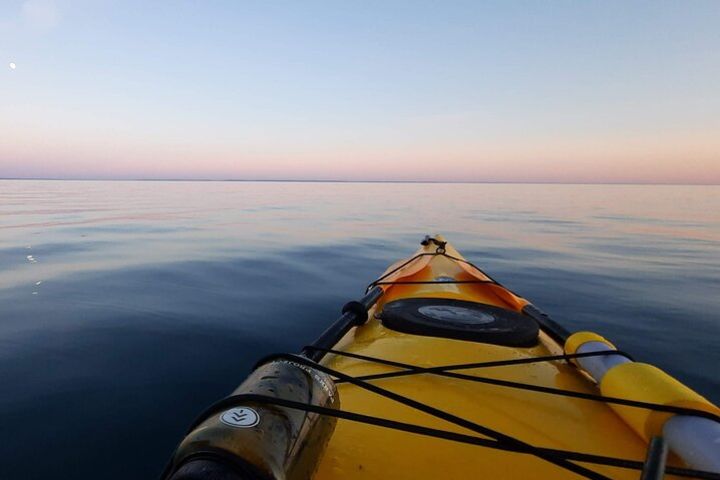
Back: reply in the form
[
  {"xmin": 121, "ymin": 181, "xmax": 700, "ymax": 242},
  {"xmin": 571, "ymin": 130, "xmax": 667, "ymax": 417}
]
[{"xmin": 378, "ymin": 298, "xmax": 538, "ymax": 347}]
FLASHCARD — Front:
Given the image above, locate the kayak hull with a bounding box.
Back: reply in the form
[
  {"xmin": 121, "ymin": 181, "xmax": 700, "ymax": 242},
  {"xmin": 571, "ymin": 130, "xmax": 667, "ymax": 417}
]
[{"xmin": 315, "ymin": 238, "xmax": 651, "ymax": 479}]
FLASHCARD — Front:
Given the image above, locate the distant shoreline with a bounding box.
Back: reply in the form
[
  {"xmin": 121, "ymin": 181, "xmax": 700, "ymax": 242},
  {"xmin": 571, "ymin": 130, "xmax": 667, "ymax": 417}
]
[{"xmin": 0, "ymin": 178, "xmax": 717, "ymax": 186}]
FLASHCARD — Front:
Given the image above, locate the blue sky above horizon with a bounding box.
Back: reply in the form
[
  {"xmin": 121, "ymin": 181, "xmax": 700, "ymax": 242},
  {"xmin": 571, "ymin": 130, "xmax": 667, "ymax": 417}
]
[{"xmin": 1, "ymin": 1, "xmax": 719, "ymax": 183}]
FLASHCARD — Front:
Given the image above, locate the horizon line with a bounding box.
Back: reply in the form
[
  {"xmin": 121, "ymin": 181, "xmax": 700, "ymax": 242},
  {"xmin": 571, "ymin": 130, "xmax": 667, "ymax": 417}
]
[{"xmin": 0, "ymin": 177, "xmax": 718, "ymax": 186}]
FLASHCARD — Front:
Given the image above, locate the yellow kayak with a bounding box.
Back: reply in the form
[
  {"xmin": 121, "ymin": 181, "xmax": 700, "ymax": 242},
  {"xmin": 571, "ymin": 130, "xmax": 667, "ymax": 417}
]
[{"xmin": 163, "ymin": 236, "xmax": 720, "ymax": 480}]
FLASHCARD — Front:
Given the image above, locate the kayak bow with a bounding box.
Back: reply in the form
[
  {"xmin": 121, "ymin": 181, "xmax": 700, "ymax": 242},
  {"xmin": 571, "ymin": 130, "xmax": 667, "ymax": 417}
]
[{"xmin": 163, "ymin": 236, "xmax": 720, "ymax": 480}]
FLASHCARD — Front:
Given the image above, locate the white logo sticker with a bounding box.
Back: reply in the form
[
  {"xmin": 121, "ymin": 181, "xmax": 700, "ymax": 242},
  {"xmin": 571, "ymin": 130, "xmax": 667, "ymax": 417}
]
[{"xmin": 220, "ymin": 407, "xmax": 260, "ymax": 428}]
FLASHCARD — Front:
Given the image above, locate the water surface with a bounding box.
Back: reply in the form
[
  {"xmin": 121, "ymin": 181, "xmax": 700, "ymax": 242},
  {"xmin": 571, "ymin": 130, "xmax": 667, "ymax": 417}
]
[{"xmin": 0, "ymin": 180, "xmax": 718, "ymax": 479}]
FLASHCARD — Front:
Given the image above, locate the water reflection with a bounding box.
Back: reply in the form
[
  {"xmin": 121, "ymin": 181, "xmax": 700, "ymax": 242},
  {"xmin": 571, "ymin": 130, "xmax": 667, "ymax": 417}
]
[{"xmin": 0, "ymin": 180, "xmax": 718, "ymax": 479}]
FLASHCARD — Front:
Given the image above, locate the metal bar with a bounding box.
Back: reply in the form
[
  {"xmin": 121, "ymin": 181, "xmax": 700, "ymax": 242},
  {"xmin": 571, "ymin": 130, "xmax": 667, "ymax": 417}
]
[
  {"xmin": 640, "ymin": 436, "xmax": 669, "ymax": 480},
  {"xmin": 302, "ymin": 286, "xmax": 383, "ymax": 361},
  {"xmin": 523, "ymin": 304, "xmax": 571, "ymax": 344}
]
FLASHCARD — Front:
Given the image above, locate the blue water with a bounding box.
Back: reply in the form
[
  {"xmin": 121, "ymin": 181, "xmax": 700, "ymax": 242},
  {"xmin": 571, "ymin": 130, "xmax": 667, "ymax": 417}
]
[{"xmin": 0, "ymin": 180, "xmax": 718, "ymax": 479}]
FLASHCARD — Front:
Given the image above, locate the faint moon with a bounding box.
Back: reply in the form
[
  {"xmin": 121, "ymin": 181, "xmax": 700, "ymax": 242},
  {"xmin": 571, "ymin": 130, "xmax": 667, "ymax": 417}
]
[{"xmin": 9, "ymin": 62, "xmax": 16, "ymax": 70}]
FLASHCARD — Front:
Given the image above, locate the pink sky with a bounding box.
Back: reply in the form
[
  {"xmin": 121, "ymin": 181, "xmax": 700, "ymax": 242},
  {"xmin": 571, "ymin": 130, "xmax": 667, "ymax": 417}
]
[{"xmin": 2, "ymin": 120, "xmax": 718, "ymax": 183}]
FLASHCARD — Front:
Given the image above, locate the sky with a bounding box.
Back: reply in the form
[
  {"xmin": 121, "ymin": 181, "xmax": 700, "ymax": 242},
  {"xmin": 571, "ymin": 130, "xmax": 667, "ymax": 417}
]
[{"xmin": 1, "ymin": 1, "xmax": 719, "ymax": 183}]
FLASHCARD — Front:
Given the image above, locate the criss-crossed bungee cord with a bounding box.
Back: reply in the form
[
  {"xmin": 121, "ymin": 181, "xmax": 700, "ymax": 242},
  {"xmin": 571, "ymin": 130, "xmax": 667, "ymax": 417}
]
[
  {"xmin": 189, "ymin": 349, "xmax": 720, "ymax": 480},
  {"xmin": 365, "ymin": 249, "xmax": 503, "ymax": 292},
  {"xmin": 307, "ymin": 347, "xmax": 720, "ymax": 423},
  {"xmin": 185, "ymin": 243, "xmax": 720, "ymax": 480},
  {"xmin": 194, "ymin": 353, "xmax": 607, "ymax": 479}
]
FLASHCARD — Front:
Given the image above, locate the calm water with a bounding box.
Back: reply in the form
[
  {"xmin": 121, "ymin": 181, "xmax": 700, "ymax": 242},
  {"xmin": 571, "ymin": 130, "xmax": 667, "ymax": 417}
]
[{"xmin": 1, "ymin": 180, "xmax": 718, "ymax": 479}]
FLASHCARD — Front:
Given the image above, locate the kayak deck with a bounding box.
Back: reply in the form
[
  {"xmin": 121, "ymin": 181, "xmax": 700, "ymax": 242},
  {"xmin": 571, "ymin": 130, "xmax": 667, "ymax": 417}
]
[{"xmin": 315, "ymin": 240, "xmax": 655, "ymax": 479}]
